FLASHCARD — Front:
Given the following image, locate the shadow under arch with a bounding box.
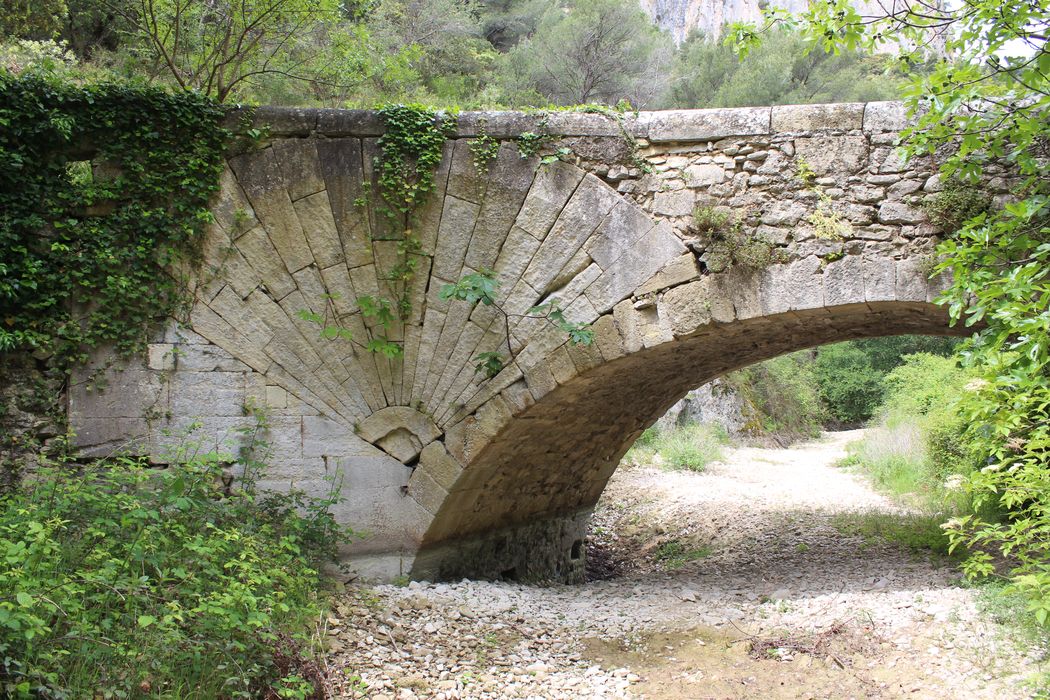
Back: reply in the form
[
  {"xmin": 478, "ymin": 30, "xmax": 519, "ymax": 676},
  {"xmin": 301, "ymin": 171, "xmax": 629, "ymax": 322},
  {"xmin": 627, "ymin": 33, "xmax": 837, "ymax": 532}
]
[{"xmin": 411, "ymin": 300, "xmax": 970, "ymax": 583}]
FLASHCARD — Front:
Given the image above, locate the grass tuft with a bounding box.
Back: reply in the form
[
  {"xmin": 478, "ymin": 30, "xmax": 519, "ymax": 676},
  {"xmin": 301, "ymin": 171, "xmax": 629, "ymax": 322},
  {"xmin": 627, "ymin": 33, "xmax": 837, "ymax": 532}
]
[{"xmin": 625, "ymin": 424, "xmax": 727, "ymax": 472}]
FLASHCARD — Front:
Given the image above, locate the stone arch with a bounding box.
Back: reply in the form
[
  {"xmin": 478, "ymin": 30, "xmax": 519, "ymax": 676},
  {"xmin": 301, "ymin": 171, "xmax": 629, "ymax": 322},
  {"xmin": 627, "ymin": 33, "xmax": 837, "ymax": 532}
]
[
  {"xmin": 65, "ymin": 101, "xmax": 980, "ymax": 580},
  {"xmin": 410, "ymin": 298, "xmax": 965, "ymax": 583}
]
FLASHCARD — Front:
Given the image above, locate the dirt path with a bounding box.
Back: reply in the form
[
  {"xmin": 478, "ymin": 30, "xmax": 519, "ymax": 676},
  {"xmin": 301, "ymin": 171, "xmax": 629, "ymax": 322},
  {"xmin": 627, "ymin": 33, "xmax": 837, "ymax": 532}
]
[{"xmin": 327, "ymin": 431, "xmax": 1046, "ymax": 699}]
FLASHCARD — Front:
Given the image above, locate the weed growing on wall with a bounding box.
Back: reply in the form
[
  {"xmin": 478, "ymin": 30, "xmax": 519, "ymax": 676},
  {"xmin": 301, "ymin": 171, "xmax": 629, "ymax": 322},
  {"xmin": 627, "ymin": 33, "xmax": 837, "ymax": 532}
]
[
  {"xmin": 0, "ymin": 73, "xmax": 227, "ymax": 369},
  {"xmin": 692, "ymin": 205, "xmax": 775, "ymax": 272}
]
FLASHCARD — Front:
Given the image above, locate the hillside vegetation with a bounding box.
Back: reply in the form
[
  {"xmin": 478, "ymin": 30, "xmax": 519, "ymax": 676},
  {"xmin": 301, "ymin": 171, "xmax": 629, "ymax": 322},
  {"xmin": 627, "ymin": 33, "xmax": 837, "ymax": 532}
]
[{"xmin": 1, "ymin": 0, "xmax": 914, "ymax": 108}]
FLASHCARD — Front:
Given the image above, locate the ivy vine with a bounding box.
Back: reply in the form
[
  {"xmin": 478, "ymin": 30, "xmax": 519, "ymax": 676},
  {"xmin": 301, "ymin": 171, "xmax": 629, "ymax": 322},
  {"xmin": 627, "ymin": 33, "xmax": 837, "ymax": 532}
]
[
  {"xmin": 303, "ymin": 105, "xmax": 457, "ymax": 358},
  {"xmin": 370, "ymin": 105, "xmax": 455, "ymax": 352},
  {"xmin": 0, "ymin": 73, "xmax": 228, "ymax": 370},
  {"xmin": 375, "ymin": 105, "xmax": 456, "ymax": 224}
]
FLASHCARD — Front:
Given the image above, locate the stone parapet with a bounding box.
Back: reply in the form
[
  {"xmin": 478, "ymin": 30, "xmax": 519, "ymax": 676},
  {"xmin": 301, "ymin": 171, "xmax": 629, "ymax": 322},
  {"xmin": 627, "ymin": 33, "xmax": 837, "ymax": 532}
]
[{"xmin": 231, "ymin": 101, "xmax": 916, "ymax": 141}]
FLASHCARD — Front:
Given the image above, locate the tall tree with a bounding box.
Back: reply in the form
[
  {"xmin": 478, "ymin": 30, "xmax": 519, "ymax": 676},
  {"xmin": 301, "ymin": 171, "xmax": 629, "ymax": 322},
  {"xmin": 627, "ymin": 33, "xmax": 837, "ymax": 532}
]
[
  {"xmin": 103, "ymin": 0, "xmax": 348, "ymax": 101},
  {"xmin": 503, "ymin": 0, "xmax": 671, "ymax": 107}
]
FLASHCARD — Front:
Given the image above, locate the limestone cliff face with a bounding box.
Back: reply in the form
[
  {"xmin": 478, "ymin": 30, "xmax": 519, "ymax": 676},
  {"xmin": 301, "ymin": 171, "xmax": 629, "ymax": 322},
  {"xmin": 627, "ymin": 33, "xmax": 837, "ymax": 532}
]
[{"xmin": 639, "ymin": 0, "xmax": 877, "ymax": 45}]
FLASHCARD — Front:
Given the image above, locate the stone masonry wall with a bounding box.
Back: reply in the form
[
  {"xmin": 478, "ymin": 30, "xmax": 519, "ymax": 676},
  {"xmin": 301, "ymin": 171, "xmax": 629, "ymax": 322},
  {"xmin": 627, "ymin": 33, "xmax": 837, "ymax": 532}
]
[{"xmin": 53, "ymin": 102, "xmax": 997, "ymax": 582}]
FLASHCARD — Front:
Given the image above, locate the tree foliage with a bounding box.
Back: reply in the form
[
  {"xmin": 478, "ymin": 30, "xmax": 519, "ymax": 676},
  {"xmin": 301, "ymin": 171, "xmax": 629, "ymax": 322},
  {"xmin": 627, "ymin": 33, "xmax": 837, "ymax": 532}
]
[
  {"xmin": 814, "ymin": 336, "xmax": 959, "ymax": 425},
  {"xmin": 102, "ymin": 0, "xmax": 348, "ymax": 101},
  {"xmin": 729, "ymin": 0, "xmax": 1050, "ymax": 623},
  {"xmin": 501, "ymin": 0, "xmax": 671, "ymax": 107},
  {"xmin": 670, "ymin": 28, "xmax": 912, "ymax": 108}
]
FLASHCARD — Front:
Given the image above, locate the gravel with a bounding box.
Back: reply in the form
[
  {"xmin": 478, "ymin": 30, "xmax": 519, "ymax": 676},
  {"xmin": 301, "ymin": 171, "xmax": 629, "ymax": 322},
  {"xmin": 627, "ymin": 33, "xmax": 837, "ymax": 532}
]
[{"xmin": 327, "ymin": 430, "xmax": 1046, "ymax": 699}]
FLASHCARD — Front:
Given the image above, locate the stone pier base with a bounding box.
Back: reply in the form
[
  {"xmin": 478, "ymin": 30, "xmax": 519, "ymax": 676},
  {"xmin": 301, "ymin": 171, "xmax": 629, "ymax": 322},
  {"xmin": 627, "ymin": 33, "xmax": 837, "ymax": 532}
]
[{"xmin": 410, "ymin": 512, "xmax": 591, "ymax": 584}]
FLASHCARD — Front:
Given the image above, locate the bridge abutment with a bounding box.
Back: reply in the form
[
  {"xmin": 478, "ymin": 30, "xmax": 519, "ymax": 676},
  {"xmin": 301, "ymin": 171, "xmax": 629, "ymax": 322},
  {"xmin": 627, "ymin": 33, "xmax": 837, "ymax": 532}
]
[{"xmin": 412, "ymin": 512, "xmax": 591, "ymax": 583}]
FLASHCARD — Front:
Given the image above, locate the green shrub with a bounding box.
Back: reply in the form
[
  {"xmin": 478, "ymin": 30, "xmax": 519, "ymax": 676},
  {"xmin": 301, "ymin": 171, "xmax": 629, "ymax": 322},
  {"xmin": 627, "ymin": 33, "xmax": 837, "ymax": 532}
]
[
  {"xmin": 813, "ymin": 343, "xmax": 886, "ymax": 425},
  {"xmin": 814, "ymin": 336, "xmax": 960, "ymax": 425},
  {"xmin": 727, "ymin": 352, "xmax": 825, "ymax": 441},
  {"xmin": 0, "ymin": 438, "xmax": 345, "ymax": 698},
  {"xmin": 842, "ymin": 353, "xmax": 989, "ymax": 517},
  {"xmin": 923, "ymin": 177, "xmax": 992, "ymax": 233},
  {"xmin": 653, "ymin": 539, "xmax": 711, "ymax": 569},
  {"xmin": 659, "ymin": 424, "xmax": 726, "ymax": 471},
  {"xmin": 692, "ymin": 205, "xmax": 774, "ymax": 273},
  {"xmin": 624, "ymin": 424, "xmax": 726, "ymax": 472}
]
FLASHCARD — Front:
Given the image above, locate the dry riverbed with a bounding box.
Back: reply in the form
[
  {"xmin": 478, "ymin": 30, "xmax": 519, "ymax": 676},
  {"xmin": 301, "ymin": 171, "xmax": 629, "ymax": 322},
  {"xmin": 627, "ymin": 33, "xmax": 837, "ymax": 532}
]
[{"xmin": 326, "ymin": 431, "xmax": 1046, "ymax": 699}]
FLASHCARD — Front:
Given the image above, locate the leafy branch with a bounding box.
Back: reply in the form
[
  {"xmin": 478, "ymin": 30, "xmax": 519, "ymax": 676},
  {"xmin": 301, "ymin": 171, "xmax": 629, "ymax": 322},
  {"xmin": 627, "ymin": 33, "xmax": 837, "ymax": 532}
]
[{"xmin": 439, "ymin": 271, "xmax": 594, "ymax": 378}]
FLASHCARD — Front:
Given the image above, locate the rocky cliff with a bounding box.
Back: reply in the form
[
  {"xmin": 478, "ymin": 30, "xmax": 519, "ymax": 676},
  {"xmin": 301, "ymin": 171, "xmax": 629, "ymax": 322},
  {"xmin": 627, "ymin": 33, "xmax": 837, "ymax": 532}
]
[{"xmin": 638, "ymin": 0, "xmax": 883, "ymax": 45}]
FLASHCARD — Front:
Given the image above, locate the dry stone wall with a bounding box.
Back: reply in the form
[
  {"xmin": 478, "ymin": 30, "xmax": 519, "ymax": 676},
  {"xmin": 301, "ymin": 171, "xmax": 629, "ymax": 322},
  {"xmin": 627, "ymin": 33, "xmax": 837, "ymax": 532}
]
[{"xmin": 63, "ymin": 102, "xmax": 984, "ymax": 582}]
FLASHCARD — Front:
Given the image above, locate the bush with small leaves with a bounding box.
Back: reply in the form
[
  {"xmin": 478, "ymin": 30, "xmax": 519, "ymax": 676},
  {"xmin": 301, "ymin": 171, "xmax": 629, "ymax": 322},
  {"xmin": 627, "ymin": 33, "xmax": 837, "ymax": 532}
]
[{"xmin": 0, "ymin": 424, "xmax": 347, "ymax": 698}]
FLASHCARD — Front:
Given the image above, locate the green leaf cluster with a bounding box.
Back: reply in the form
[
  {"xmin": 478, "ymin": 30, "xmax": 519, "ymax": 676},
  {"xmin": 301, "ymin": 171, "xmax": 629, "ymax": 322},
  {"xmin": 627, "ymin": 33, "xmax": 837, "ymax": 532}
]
[
  {"xmin": 728, "ymin": 0, "xmax": 1050, "ymax": 628},
  {"xmin": 375, "ymin": 104, "xmax": 455, "ymax": 220},
  {"xmin": 0, "ymin": 73, "xmax": 227, "ymax": 369},
  {"xmin": 0, "ymin": 437, "xmax": 347, "ymax": 698}
]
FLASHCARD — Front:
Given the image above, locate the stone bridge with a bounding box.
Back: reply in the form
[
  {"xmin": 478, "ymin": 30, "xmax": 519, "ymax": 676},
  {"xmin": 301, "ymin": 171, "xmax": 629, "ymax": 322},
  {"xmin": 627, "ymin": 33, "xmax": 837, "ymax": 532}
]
[{"xmin": 70, "ymin": 101, "xmax": 979, "ymax": 582}]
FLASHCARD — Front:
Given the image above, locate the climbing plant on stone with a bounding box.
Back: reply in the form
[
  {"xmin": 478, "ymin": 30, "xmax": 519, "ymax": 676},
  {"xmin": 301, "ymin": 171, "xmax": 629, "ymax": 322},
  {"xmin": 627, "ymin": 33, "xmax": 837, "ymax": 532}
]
[
  {"xmin": 300, "ymin": 104, "xmax": 457, "ymax": 358},
  {"xmin": 440, "ymin": 271, "xmax": 594, "ymax": 378},
  {"xmin": 0, "ymin": 72, "xmax": 227, "ymax": 369}
]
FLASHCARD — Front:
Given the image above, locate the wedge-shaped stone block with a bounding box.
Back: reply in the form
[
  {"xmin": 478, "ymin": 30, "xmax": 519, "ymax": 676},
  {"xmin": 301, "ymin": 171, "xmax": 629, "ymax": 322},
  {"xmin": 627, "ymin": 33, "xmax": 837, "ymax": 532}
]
[
  {"xmin": 211, "ymin": 165, "xmax": 258, "ymax": 234},
  {"xmin": 229, "ymin": 148, "xmax": 314, "ymax": 273},
  {"xmin": 272, "ymin": 139, "xmax": 325, "ymax": 201},
  {"xmin": 635, "ymin": 254, "xmax": 701, "ymax": 296},
  {"xmin": 864, "ymin": 255, "xmax": 897, "ymax": 302},
  {"xmin": 465, "ymin": 143, "xmax": 536, "ymax": 271},
  {"xmin": 315, "ymin": 138, "xmax": 373, "ymax": 268},
  {"xmin": 522, "ymin": 174, "xmax": 619, "ymax": 294},
  {"xmin": 590, "ymin": 314, "xmax": 625, "ymax": 361},
  {"xmin": 189, "ymin": 304, "xmax": 273, "ymax": 373},
  {"xmin": 446, "ymin": 139, "xmax": 485, "ymax": 205},
  {"xmin": 358, "ymin": 406, "xmax": 442, "ymax": 463},
  {"xmin": 585, "ymin": 200, "xmax": 656, "ymax": 269},
  {"xmin": 896, "ymin": 256, "xmax": 929, "ymax": 302},
  {"xmin": 408, "ymin": 468, "xmax": 449, "ymax": 516},
  {"xmin": 493, "ymin": 226, "xmax": 541, "ymax": 289},
  {"xmin": 658, "ymin": 279, "xmax": 713, "ymax": 337},
  {"xmin": 235, "ymin": 227, "xmax": 297, "ymax": 299},
  {"xmin": 584, "ymin": 222, "xmax": 686, "ymax": 313},
  {"xmin": 442, "ymin": 415, "xmax": 492, "ymax": 466},
  {"xmin": 763, "ymin": 257, "xmax": 824, "ymax": 313},
  {"xmin": 515, "ymin": 161, "xmax": 586, "ymax": 239},
  {"xmin": 822, "ymin": 255, "xmax": 866, "ymax": 307},
  {"xmin": 432, "ymin": 196, "xmax": 480, "ymax": 281},
  {"xmin": 293, "ymin": 191, "xmax": 344, "ymax": 269},
  {"xmin": 415, "ymin": 441, "xmax": 464, "ymax": 492}
]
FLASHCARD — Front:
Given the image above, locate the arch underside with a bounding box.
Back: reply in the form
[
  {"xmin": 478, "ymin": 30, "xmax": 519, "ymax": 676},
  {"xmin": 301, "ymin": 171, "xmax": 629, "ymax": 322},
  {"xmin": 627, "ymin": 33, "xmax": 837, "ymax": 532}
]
[{"xmin": 411, "ymin": 300, "xmax": 967, "ymax": 582}]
